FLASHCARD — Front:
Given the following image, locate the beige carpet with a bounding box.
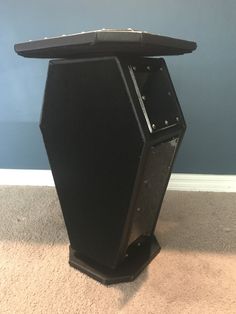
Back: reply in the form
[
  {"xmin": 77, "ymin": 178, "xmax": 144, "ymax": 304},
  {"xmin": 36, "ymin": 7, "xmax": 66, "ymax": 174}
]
[{"xmin": 0, "ymin": 186, "xmax": 235, "ymax": 314}]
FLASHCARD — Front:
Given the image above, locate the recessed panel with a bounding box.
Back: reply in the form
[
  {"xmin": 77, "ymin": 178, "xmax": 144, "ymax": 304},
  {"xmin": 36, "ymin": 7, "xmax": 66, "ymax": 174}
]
[{"xmin": 130, "ymin": 62, "xmax": 182, "ymax": 133}]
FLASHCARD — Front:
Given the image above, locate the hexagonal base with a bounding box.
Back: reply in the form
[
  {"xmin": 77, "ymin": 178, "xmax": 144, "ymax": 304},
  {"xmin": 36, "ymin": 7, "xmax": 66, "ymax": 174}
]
[{"xmin": 69, "ymin": 235, "xmax": 160, "ymax": 285}]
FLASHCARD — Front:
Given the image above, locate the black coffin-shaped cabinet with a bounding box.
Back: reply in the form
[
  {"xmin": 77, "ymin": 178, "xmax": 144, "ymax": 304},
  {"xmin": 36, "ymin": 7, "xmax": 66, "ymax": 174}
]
[
  {"xmin": 15, "ymin": 29, "xmax": 196, "ymax": 284},
  {"xmin": 40, "ymin": 57, "xmax": 185, "ymax": 283}
]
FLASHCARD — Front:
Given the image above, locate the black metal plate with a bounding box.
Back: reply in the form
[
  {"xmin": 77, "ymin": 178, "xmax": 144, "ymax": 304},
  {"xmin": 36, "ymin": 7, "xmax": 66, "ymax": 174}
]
[{"xmin": 128, "ymin": 139, "xmax": 179, "ymax": 245}]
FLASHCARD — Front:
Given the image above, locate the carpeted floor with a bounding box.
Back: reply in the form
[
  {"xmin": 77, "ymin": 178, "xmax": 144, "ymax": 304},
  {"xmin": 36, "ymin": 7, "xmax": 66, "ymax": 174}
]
[{"xmin": 0, "ymin": 186, "xmax": 235, "ymax": 314}]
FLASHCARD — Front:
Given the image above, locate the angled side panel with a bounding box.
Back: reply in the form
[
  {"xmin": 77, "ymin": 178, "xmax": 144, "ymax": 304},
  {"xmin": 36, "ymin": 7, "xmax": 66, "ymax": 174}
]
[{"xmin": 40, "ymin": 57, "xmax": 144, "ymax": 268}]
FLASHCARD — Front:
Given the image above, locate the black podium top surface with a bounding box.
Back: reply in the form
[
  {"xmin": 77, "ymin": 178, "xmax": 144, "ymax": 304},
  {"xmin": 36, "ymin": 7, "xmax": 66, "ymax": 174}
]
[{"xmin": 14, "ymin": 29, "xmax": 197, "ymax": 59}]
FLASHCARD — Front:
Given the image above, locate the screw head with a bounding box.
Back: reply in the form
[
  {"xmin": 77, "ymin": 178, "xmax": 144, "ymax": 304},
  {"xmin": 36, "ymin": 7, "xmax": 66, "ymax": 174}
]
[
  {"xmin": 165, "ymin": 120, "xmax": 169, "ymax": 125},
  {"xmin": 147, "ymin": 66, "xmax": 151, "ymax": 71},
  {"xmin": 168, "ymin": 91, "xmax": 171, "ymax": 96},
  {"xmin": 142, "ymin": 95, "xmax": 146, "ymax": 101},
  {"xmin": 152, "ymin": 123, "xmax": 156, "ymax": 130},
  {"xmin": 137, "ymin": 242, "xmax": 141, "ymax": 247},
  {"xmin": 160, "ymin": 67, "xmax": 163, "ymax": 71},
  {"xmin": 137, "ymin": 207, "xmax": 141, "ymax": 212},
  {"xmin": 176, "ymin": 117, "xmax": 179, "ymax": 122}
]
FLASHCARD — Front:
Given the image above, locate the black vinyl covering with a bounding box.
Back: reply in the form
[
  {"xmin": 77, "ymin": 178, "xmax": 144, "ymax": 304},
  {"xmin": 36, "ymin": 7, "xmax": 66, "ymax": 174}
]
[{"xmin": 14, "ymin": 29, "xmax": 197, "ymax": 59}]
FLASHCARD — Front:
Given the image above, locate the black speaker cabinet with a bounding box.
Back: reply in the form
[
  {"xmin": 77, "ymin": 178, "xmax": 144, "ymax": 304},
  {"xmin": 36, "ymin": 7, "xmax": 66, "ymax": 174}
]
[{"xmin": 15, "ymin": 29, "xmax": 196, "ymax": 284}]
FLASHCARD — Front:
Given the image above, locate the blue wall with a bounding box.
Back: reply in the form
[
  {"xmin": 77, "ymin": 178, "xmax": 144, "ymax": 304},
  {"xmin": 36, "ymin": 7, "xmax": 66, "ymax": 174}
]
[{"xmin": 1, "ymin": 0, "xmax": 236, "ymax": 173}]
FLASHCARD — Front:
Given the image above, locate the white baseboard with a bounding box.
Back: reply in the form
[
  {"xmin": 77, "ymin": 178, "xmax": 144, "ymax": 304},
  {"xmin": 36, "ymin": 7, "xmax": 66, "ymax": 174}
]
[
  {"xmin": 168, "ymin": 173, "xmax": 236, "ymax": 192},
  {"xmin": 0, "ymin": 169, "xmax": 55, "ymax": 187},
  {"xmin": 0, "ymin": 169, "xmax": 235, "ymax": 192}
]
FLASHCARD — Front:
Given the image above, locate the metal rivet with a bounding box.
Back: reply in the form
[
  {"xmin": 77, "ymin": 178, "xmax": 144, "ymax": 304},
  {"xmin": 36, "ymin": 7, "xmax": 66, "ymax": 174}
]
[
  {"xmin": 176, "ymin": 117, "xmax": 179, "ymax": 121},
  {"xmin": 165, "ymin": 120, "xmax": 169, "ymax": 125},
  {"xmin": 137, "ymin": 242, "xmax": 141, "ymax": 247},
  {"xmin": 142, "ymin": 95, "xmax": 146, "ymax": 101},
  {"xmin": 144, "ymin": 180, "xmax": 148, "ymax": 185},
  {"xmin": 125, "ymin": 253, "xmax": 129, "ymax": 257},
  {"xmin": 160, "ymin": 67, "xmax": 163, "ymax": 71},
  {"xmin": 132, "ymin": 66, "xmax": 136, "ymax": 71},
  {"xmin": 147, "ymin": 66, "xmax": 151, "ymax": 71},
  {"xmin": 137, "ymin": 207, "xmax": 141, "ymax": 212},
  {"xmin": 168, "ymin": 91, "xmax": 171, "ymax": 96},
  {"xmin": 152, "ymin": 123, "xmax": 156, "ymax": 130}
]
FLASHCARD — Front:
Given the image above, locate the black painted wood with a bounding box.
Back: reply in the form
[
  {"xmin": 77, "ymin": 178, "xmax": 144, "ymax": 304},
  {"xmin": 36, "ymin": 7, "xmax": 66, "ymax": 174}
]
[
  {"xmin": 40, "ymin": 57, "xmax": 185, "ymax": 280},
  {"xmin": 15, "ymin": 30, "xmax": 196, "ymax": 284}
]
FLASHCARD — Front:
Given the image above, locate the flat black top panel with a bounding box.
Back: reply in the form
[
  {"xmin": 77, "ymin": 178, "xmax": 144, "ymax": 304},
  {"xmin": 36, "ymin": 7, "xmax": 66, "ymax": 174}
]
[{"xmin": 14, "ymin": 28, "xmax": 197, "ymax": 59}]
